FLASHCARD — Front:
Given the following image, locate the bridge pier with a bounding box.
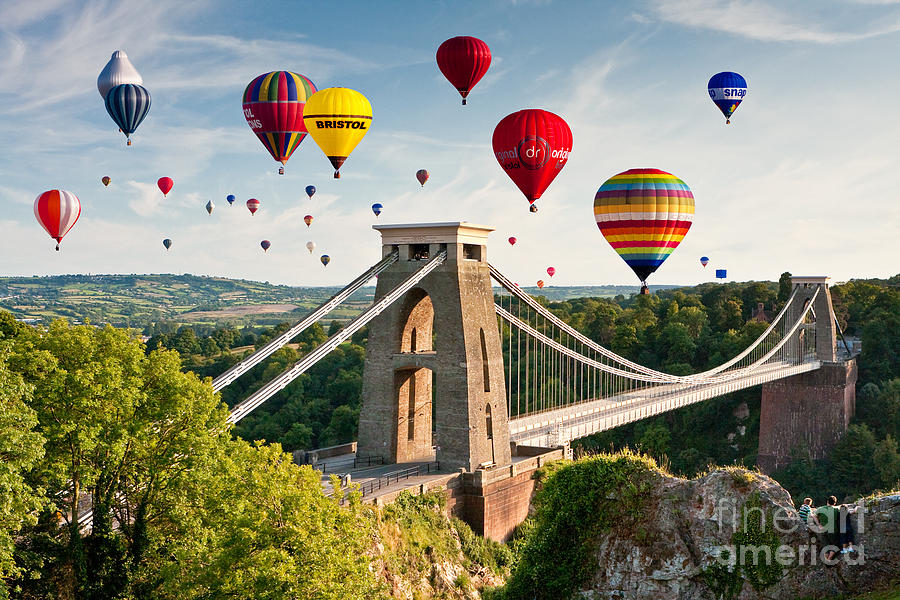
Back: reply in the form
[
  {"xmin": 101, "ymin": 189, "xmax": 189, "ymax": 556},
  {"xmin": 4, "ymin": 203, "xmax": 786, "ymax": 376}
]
[
  {"xmin": 757, "ymin": 360, "xmax": 857, "ymax": 473},
  {"xmin": 757, "ymin": 276, "xmax": 856, "ymax": 474}
]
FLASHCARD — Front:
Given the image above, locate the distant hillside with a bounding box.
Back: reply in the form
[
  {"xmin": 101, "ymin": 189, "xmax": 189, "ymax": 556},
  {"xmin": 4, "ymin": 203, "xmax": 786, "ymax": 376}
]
[{"xmin": 0, "ymin": 274, "xmax": 681, "ymax": 328}]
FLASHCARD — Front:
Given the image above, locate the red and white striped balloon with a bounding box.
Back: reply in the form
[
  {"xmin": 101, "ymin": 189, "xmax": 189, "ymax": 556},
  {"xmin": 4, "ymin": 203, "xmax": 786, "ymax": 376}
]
[{"xmin": 34, "ymin": 190, "xmax": 81, "ymax": 251}]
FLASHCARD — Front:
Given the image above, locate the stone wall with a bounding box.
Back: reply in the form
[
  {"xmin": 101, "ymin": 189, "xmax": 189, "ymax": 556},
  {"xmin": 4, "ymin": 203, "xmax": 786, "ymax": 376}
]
[{"xmin": 758, "ymin": 360, "xmax": 857, "ymax": 473}]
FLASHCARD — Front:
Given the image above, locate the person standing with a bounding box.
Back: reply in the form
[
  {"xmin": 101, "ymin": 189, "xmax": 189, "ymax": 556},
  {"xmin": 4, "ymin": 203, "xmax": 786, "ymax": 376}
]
[{"xmin": 817, "ymin": 496, "xmax": 841, "ymax": 560}]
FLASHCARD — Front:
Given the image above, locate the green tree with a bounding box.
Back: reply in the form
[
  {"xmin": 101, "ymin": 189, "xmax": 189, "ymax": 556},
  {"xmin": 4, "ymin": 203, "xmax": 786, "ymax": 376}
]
[
  {"xmin": 777, "ymin": 272, "xmax": 792, "ymax": 304},
  {"xmin": 0, "ymin": 346, "xmax": 45, "ymax": 594},
  {"xmin": 873, "ymin": 435, "xmax": 900, "ymax": 490},
  {"xmin": 830, "ymin": 424, "xmax": 878, "ymax": 498},
  {"xmin": 320, "ymin": 405, "xmax": 359, "ymax": 447}
]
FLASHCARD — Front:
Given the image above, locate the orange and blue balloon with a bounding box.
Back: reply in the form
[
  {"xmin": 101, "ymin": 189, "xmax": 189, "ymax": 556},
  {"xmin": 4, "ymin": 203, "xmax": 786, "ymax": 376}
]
[
  {"xmin": 594, "ymin": 168, "xmax": 694, "ymax": 286},
  {"xmin": 708, "ymin": 72, "xmax": 746, "ymax": 124},
  {"xmin": 320, "ymin": 254, "xmax": 330, "ymax": 266}
]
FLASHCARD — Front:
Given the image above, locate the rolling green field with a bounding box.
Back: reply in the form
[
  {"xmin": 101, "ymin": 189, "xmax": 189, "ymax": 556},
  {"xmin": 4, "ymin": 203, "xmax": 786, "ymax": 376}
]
[{"xmin": 0, "ymin": 273, "xmax": 678, "ymax": 328}]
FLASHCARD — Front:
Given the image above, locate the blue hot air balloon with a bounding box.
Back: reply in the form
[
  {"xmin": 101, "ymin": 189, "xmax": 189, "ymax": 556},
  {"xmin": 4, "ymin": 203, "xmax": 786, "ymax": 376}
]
[
  {"xmin": 371, "ymin": 203, "xmax": 383, "ymax": 217},
  {"xmin": 320, "ymin": 254, "xmax": 330, "ymax": 266},
  {"xmin": 226, "ymin": 194, "xmax": 235, "ymax": 205},
  {"xmin": 306, "ymin": 185, "xmax": 316, "ymax": 199},
  {"xmin": 105, "ymin": 83, "xmax": 151, "ymax": 145},
  {"xmin": 707, "ymin": 72, "xmax": 746, "ymax": 124},
  {"xmin": 716, "ymin": 269, "xmax": 727, "ymax": 279},
  {"xmin": 700, "ymin": 256, "xmax": 709, "ymax": 267}
]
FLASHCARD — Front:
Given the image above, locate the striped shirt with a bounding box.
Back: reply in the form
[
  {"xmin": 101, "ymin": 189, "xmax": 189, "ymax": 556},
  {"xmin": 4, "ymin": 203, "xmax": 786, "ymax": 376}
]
[{"xmin": 799, "ymin": 505, "xmax": 811, "ymax": 523}]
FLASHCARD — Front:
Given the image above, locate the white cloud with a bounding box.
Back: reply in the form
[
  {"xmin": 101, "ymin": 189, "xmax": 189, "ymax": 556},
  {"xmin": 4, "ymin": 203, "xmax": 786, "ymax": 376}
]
[{"xmin": 649, "ymin": 0, "xmax": 900, "ymax": 43}]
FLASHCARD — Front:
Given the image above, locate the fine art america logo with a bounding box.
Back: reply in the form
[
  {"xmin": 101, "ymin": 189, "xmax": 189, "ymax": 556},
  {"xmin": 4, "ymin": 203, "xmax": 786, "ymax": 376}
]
[{"xmin": 713, "ymin": 497, "xmax": 865, "ymax": 570}]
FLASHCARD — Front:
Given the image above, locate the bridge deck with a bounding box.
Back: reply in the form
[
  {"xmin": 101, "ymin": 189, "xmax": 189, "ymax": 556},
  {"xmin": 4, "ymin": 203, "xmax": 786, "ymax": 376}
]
[{"xmin": 509, "ymin": 360, "xmax": 821, "ymax": 447}]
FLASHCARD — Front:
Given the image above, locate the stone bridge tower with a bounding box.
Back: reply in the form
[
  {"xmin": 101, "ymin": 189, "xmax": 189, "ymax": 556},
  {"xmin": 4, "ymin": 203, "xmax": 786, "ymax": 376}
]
[
  {"xmin": 757, "ymin": 276, "xmax": 857, "ymax": 473},
  {"xmin": 357, "ymin": 223, "xmax": 512, "ymax": 472}
]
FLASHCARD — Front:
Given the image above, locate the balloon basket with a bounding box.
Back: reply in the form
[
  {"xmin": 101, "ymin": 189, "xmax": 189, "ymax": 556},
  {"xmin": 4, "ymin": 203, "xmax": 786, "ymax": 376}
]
[
  {"xmin": 726, "ymin": 119, "xmax": 730, "ymax": 125},
  {"xmin": 462, "ymin": 98, "xmax": 467, "ymax": 106},
  {"xmin": 55, "ymin": 244, "xmax": 60, "ymax": 251},
  {"xmin": 334, "ymin": 171, "xmax": 340, "ymax": 179},
  {"xmin": 278, "ymin": 167, "xmax": 285, "ymax": 175},
  {"xmin": 126, "ymin": 139, "xmax": 132, "ymax": 146}
]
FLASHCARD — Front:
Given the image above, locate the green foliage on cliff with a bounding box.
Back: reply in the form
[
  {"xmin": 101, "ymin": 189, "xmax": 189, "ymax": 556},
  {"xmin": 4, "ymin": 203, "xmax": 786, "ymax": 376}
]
[{"xmin": 495, "ymin": 451, "xmax": 659, "ymax": 600}]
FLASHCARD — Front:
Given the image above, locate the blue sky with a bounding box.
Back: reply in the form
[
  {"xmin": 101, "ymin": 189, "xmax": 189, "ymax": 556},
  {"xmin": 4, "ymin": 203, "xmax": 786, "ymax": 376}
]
[{"xmin": 1, "ymin": 0, "xmax": 899, "ymax": 288}]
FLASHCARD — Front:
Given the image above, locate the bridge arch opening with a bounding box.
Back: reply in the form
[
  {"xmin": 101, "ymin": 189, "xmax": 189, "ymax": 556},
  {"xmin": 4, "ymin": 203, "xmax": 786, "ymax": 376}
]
[
  {"xmin": 398, "ymin": 288, "xmax": 434, "ymax": 353},
  {"xmin": 393, "ymin": 367, "xmax": 434, "ymax": 462}
]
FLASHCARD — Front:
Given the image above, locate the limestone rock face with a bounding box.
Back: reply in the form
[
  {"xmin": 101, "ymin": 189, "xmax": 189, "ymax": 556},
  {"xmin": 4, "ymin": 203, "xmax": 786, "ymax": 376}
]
[{"xmin": 580, "ymin": 469, "xmax": 900, "ymax": 600}]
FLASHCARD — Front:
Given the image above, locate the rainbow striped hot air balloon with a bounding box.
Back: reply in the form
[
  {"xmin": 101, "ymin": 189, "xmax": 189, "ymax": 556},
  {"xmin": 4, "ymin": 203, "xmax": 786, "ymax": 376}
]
[
  {"xmin": 593, "ymin": 168, "xmax": 694, "ymax": 292},
  {"xmin": 242, "ymin": 71, "xmax": 317, "ymax": 173}
]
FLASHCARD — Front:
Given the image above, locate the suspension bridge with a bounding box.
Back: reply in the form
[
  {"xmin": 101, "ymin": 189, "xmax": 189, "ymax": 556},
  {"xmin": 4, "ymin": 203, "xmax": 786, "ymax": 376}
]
[{"xmin": 161, "ymin": 222, "xmax": 857, "ymax": 539}]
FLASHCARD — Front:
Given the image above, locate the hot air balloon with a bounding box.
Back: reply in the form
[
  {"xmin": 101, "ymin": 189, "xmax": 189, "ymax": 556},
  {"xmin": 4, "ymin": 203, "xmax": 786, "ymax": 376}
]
[
  {"xmin": 247, "ymin": 198, "xmax": 260, "ymax": 215},
  {"xmin": 105, "ymin": 83, "xmax": 151, "ymax": 145},
  {"xmin": 34, "ymin": 190, "xmax": 81, "ymax": 251},
  {"xmin": 101, "ymin": 176, "xmax": 111, "ymax": 187},
  {"xmin": 493, "ymin": 109, "xmax": 572, "ymax": 211},
  {"xmin": 97, "ymin": 51, "xmax": 142, "ymax": 99},
  {"xmin": 163, "ymin": 238, "xmax": 172, "ymax": 250},
  {"xmin": 306, "ymin": 241, "xmax": 316, "ymax": 253},
  {"xmin": 205, "ymin": 201, "xmax": 214, "ymax": 215},
  {"xmin": 302, "ymin": 87, "xmax": 373, "ymax": 178},
  {"xmin": 436, "ymin": 36, "xmax": 491, "ymax": 105},
  {"xmin": 537, "ymin": 280, "xmax": 544, "ymax": 289},
  {"xmin": 320, "ymin": 254, "xmax": 330, "ymax": 266},
  {"xmin": 260, "ymin": 240, "xmax": 271, "ymax": 252},
  {"xmin": 416, "ymin": 169, "xmax": 429, "ymax": 186},
  {"xmin": 157, "ymin": 177, "xmax": 173, "ymax": 197},
  {"xmin": 242, "ymin": 71, "xmax": 317, "ymax": 174},
  {"xmin": 700, "ymin": 256, "xmax": 709, "ymax": 267},
  {"xmin": 226, "ymin": 194, "xmax": 235, "ymax": 205},
  {"xmin": 306, "ymin": 185, "xmax": 316, "ymax": 199},
  {"xmin": 716, "ymin": 269, "xmax": 727, "ymax": 279},
  {"xmin": 547, "ymin": 267, "xmax": 555, "ymax": 277},
  {"xmin": 594, "ymin": 168, "xmax": 694, "ymax": 294},
  {"xmin": 508, "ymin": 237, "xmax": 517, "ymax": 246},
  {"xmin": 304, "ymin": 214, "xmax": 313, "ymax": 227},
  {"xmin": 371, "ymin": 203, "xmax": 382, "ymax": 217},
  {"xmin": 708, "ymin": 72, "xmax": 747, "ymax": 124}
]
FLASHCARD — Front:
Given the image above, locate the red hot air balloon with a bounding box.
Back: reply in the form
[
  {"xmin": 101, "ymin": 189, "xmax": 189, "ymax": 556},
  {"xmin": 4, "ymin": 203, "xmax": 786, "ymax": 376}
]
[
  {"xmin": 416, "ymin": 169, "xmax": 429, "ymax": 186},
  {"xmin": 304, "ymin": 214, "xmax": 313, "ymax": 227},
  {"xmin": 34, "ymin": 190, "xmax": 81, "ymax": 251},
  {"xmin": 101, "ymin": 176, "xmax": 111, "ymax": 187},
  {"xmin": 508, "ymin": 236, "xmax": 517, "ymax": 246},
  {"xmin": 260, "ymin": 240, "xmax": 271, "ymax": 252},
  {"xmin": 157, "ymin": 177, "xmax": 173, "ymax": 197},
  {"xmin": 492, "ymin": 109, "xmax": 572, "ymax": 211},
  {"xmin": 436, "ymin": 36, "xmax": 491, "ymax": 105},
  {"xmin": 537, "ymin": 280, "xmax": 545, "ymax": 289},
  {"xmin": 246, "ymin": 198, "xmax": 260, "ymax": 215},
  {"xmin": 546, "ymin": 267, "xmax": 555, "ymax": 277}
]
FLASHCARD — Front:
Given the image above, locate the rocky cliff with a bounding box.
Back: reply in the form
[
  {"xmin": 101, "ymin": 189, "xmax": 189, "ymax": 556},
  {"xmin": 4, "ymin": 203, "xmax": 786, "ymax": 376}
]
[{"xmin": 495, "ymin": 453, "xmax": 900, "ymax": 600}]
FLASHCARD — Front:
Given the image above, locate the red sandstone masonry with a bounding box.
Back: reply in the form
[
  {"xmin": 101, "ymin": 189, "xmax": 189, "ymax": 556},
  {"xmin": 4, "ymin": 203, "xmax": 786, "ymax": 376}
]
[{"xmin": 757, "ymin": 360, "xmax": 857, "ymax": 474}]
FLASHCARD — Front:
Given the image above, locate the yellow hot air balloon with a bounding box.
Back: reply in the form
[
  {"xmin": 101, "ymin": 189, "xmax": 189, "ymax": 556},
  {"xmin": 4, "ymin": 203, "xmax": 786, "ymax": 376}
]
[{"xmin": 302, "ymin": 87, "xmax": 372, "ymax": 178}]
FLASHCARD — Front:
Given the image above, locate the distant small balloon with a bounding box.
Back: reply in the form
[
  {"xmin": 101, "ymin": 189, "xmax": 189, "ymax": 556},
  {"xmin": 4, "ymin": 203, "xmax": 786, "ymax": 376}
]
[
  {"xmin": 260, "ymin": 240, "xmax": 271, "ymax": 252},
  {"xmin": 306, "ymin": 185, "xmax": 316, "ymax": 199},
  {"xmin": 416, "ymin": 169, "xmax": 429, "ymax": 186},
  {"xmin": 163, "ymin": 238, "xmax": 172, "ymax": 250},
  {"xmin": 205, "ymin": 200, "xmax": 214, "ymax": 215},
  {"xmin": 157, "ymin": 177, "xmax": 173, "ymax": 197},
  {"xmin": 700, "ymin": 256, "xmax": 709, "ymax": 267},
  {"xmin": 304, "ymin": 214, "xmax": 313, "ymax": 227},
  {"xmin": 306, "ymin": 241, "xmax": 316, "ymax": 253},
  {"xmin": 320, "ymin": 254, "xmax": 330, "ymax": 266},
  {"xmin": 101, "ymin": 176, "xmax": 111, "ymax": 187},
  {"xmin": 371, "ymin": 203, "xmax": 382, "ymax": 217},
  {"xmin": 226, "ymin": 194, "xmax": 236, "ymax": 205},
  {"xmin": 546, "ymin": 267, "xmax": 555, "ymax": 277},
  {"xmin": 247, "ymin": 198, "xmax": 260, "ymax": 215},
  {"xmin": 508, "ymin": 236, "xmax": 517, "ymax": 246},
  {"xmin": 537, "ymin": 280, "xmax": 544, "ymax": 289}
]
